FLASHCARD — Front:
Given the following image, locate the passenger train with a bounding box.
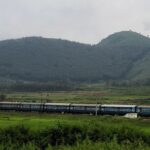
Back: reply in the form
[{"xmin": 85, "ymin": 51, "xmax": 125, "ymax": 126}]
[{"xmin": 0, "ymin": 102, "xmax": 149, "ymax": 116}]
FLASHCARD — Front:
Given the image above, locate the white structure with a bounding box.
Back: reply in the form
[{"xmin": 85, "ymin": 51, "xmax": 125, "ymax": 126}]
[{"xmin": 124, "ymin": 113, "xmax": 138, "ymax": 118}]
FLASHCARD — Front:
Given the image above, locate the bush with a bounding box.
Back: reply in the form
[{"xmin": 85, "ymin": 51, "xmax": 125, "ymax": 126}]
[{"xmin": 0, "ymin": 123, "xmax": 149, "ymax": 149}]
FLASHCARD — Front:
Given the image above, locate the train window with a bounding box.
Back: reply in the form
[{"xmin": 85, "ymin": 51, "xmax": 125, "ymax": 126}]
[
  {"xmin": 101, "ymin": 107, "xmax": 134, "ymax": 112},
  {"xmin": 73, "ymin": 106, "xmax": 85, "ymax": 110},
  {"xmin": 102, "ymin": 107, "xmax": 119, "ymax": 112},
  {"xmin": 101, "ymin": 108, "xmax": 104, "ymax": 111},
  {"xmin": 70, "ymin": 106, "xmax": 74, "ymax": 110},
  {"xmin": 23, "ymin": 104, "xmax": 30, "ymax": 108},
  {"xmin": 57, "ymin": 106, "xmax": 69, "ymax": 110},
  {"xmin": 120, "ymin": 108, "xmax": 132, "ymax": 112},
  {"xmin": 86, "ymin": 107, "xmax": 96, "ymax": 111},
  {"xmin": 120, "ymin": 108, "xmax": 135, "ymax": 112},
  {"xmin": 132, "ymin": 107, "xmax": 135, "ymax": 112},
  {"xmin": 141, "ymin": 108, "xmax": 150, "ymax": 112},
  {"xmin": 3, "ymin": 104, "xmax": 10, "ymax": 108},
  {"xmin": 2, "ymin": 104, "xmax": 7, "ymax": 107},
  {"xmin": 46, "ymin": 105, "xmax": 57, "ymax": 109},
  {"xmin": 10, "ymin": 104, "xmax": 17, "ymax": 108},
  {"xmin": 31, "ymin": 105, "xmax": 40, "ymax": 109}
]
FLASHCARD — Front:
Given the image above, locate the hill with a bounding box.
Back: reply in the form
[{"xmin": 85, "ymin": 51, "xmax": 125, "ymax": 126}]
[
  {"xmin": 96, "ymin": 31, "xmax": 150, "ymax": 82},
  {"xmin": 0, "ymin": 31, "xmax": 150, "ymax": 83}
]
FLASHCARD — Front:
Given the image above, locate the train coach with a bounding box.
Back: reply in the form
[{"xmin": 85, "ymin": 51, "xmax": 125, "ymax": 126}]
[
  {"xmin": 137, "ymin": 106, "xmax": 150, "ymax": 116},
  {"xmin": 100, "ymin": 104, "xmax": 136, "ymax": 115},
  {"xmin": 0, "ymin": 102, "xmax": 44, "ymax": 112},
  {"xmin": 0, "ymin": 102, "xmax": 149, "ymax": 116},
  {"xmin": 70, "ymin": 104, "xmax": 100, "ymax": 114},
  {"xmin": 0, "ymin": 102, "xmax": 23, "ymax": 111},
  {"xmin": 44, "ymin": 103, "xmax": 70, "ymax": 113}
]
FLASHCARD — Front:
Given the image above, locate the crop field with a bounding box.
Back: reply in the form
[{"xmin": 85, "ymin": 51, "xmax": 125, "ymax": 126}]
[
  {"xmin": 0, "ymin": 112, "xmax": 149, "ymax": 149},
  {"xmin": 4, "ymin": 85, "xmax": 150, "ymax": 105}
]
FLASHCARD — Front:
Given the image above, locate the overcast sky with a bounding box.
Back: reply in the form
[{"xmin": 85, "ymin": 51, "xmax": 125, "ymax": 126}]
[{"xmin": 0, "ymin": 0, "xmax": 150, "ymax": 44}]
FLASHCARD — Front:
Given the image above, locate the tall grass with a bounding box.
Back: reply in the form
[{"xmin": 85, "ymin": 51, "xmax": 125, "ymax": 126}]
[{"xmin": 0, "ymin": 122, "xmax": 149, "ymax": 149}]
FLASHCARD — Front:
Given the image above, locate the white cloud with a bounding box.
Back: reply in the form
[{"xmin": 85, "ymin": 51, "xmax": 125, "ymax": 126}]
[{"xmin": 0, "ymin": 0, "xmax": 150, "ymax": 43}]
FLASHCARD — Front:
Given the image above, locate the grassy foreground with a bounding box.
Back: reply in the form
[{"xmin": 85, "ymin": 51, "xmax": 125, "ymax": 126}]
[{"xmin": 0, "ymin": 112, "xmax": 149, "ymax": 149}]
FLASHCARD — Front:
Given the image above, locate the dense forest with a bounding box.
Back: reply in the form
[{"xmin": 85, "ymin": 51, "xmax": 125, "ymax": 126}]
[{"xmin": 0, "ymin": 31, "xmax": 150, "ymax": 84}]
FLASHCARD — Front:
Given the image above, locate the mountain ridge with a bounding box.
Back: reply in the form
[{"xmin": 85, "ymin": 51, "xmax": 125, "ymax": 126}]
[{"xmin": 0, "ymin": 31, "xmax": 150, "ymax": 83}]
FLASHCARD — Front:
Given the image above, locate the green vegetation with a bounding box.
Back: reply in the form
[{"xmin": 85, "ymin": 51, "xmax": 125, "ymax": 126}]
[
  {"xmin": 0, "ymin": 84, "xmax": 150, "ymax": 149},
  {"xmin": 0, "ymin": 30, "xmax": 150, "ymax": 149},
  {"xmin": 0, "ymin": 93, "xmax": 6, "ymax": 101},
  {"xmin": 3, "ymin": 85, "xmax": 150, "ymax": 105},
  {"xmin": 58, "ymin": 140, "xmax": 150, "ymax": 150},
  {"xmin": 0, "ymin": 112, "xmax": 149, "ymax": 149},
  {"xmin": 0, "ymin": 31, "xmax": 150, "ymax": 83}
]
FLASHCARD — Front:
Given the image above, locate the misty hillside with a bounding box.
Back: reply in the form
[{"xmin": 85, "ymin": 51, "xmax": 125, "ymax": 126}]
[{"xmin": 0, "ymin": 31, "xmax": 150, "ymax": 83}]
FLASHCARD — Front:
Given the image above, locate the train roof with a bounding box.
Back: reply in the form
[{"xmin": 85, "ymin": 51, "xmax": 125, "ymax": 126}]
[
  {"xmin": 0, "ymin": 102, "xmax": 43, "ymax": 105},
  {"xmin": 0, "ymin": 102, "xmax": 20, "ymax": 104},
  {"xmin": 101, "ymin": 104, "xmax": 136, "ymax": 107},
  {"xmin": 45, "ymin": 103, "xmax": 70, "ymax": 106},
  {"xmin": 0, "ymin": 102, "xmax": 149, "ymax": 108},
  {"xmin": 21, "ymin": 102, "xmax": 43, "ymax": 105},
  {"xmin": 138, "ymin": 105, "xmax": 150, "ymax": 108},
  {"xmin": 71, "ymin": 104, "xmax": 100, "ymax": 107}
]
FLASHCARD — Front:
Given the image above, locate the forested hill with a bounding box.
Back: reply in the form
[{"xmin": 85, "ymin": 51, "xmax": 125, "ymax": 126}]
[{"xmin": 0, "ymin": 31, "xmax": 150, "ymax": 83}]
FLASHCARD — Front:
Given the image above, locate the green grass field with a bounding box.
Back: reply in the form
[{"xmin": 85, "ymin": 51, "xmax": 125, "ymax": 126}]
[
  {"xmin": 0, "ymin": 85, "xmax": 150, "ymax": 149},
  {"xmin": 2, "ymin": 112, "xmax": 150, "ymax": 132},
  {"xmin": 4, "ymin": 85, "xmax": 150, "ymax": 105},
  {"xmin": 0, "ymin": 112, "xmax": 149, "ymax": 131},
  {"xmin": 0, "ymin": 112, "xmax": 149, "ymax": 149}
]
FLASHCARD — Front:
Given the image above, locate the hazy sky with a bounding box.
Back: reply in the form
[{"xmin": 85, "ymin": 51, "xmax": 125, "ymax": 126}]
[{"xmin": 0, "ymin": 0, "xmax": 150, "ymax": 44}]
